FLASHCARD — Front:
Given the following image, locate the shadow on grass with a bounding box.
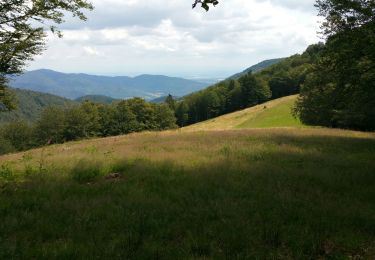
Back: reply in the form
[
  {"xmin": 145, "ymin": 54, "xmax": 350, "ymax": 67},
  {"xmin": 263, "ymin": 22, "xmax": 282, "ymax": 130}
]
[{"xmin": 0, "ymin": 133, "xmax": 374, "ymax": 259}]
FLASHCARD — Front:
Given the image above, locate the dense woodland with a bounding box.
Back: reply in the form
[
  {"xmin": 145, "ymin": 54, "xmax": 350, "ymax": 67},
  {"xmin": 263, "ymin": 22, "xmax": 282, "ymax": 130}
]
[
  {"xmin": 294, "ymin": 1, "xmax": 375, "ymax": 131},
  {"xmin": 0, "ymin": 99, "xmax": 176, "ymax": 154}
]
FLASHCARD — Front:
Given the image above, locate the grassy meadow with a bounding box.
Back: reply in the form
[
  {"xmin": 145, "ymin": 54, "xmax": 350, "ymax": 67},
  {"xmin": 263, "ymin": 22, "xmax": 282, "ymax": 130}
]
[
  {"xmin": 184, "ymin": 95, "xmax": 304, "ymax": 131},
  {"xmin": 0, "ymin": 127, "xmax": 375, "ymax": 258}
]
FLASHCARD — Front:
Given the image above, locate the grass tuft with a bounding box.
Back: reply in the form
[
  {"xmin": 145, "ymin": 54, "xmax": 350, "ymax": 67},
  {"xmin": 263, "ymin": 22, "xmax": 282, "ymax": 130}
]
[{"xmin": 71, "ymin": 160, "xmax": 104, "ymax": 183}]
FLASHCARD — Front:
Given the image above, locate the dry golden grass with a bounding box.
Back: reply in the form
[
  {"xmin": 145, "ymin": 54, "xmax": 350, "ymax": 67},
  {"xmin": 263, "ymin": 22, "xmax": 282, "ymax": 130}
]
[
  {"xmin": 1, "ymin": 123, "xmax": 375, "ymax": 258},
  {"xmin": 1, "ymin": 127, "xmax": 374, "ymax": 175}
]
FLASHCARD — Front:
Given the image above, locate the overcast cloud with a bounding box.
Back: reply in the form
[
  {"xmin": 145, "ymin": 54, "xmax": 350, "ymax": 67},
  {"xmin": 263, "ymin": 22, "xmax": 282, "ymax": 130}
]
[{"xmin": 28, "ymin": 0, "xmax": 321, "ymax": 78}]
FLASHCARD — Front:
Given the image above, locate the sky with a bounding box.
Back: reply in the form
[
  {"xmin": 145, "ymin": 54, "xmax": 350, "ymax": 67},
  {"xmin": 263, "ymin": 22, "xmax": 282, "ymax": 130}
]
[{"xmin": 27, "ymin": 0, "xmax": 321, "ymax": 79}]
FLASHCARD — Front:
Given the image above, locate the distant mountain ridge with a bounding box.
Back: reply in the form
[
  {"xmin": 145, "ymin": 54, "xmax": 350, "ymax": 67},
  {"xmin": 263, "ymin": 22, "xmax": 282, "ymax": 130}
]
[{"xmin": 9, "ymin": 69, "xmax": 209, "ymax": 100}]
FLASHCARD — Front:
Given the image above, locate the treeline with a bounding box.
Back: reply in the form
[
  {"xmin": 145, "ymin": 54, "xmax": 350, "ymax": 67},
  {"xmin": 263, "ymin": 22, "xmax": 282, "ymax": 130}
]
[
  {"xmin": 170, "ymin": 43, "xmax": 324, "ymax": 126},
  {"xmin": 294, "ymin": 0, "xmax": 375, "ymax": 131},
  {"xmin": 0, "ymin": 98, "xmax": 176, "ymax": 154}
]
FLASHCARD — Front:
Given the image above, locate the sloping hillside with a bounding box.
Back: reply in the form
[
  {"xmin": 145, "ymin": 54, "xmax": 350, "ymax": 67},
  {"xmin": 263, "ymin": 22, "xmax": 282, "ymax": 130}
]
[
  {"xmin": 0, "ymin": 127, "xmax": 374, "ymax": 258},
  {"xmin": 0, "ymin": 88, "xmax": 76, "ymax": 123},
  {"xmin": 184, "ymin": 95, "xmax": 303, "ymax": 131},
  {"xmin": 228, "ymin": 58, "xmax": 284, "ymax": 79}
]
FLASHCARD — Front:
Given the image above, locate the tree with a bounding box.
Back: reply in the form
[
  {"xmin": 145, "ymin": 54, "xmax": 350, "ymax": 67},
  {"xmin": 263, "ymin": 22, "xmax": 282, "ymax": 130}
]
[
  {"xmin": 0, "ymin": 0, "xmax": 93, "ymax": 110},
  {"xmin": 294, "ymin": 0, "xmax": 375, "ymax": 130},
  {"xmin": 192, "ymin": 0, "xmax": 219, "ymax": 11},
  {"xmin": 110, "ymin": 101, "xmax": 138, "ymax": 135},
  {"xmin": 269, "ymin": 74, "xmax": 297, "ymax": 99},
  {"xmin": 0, "ymin": 121, "xmax": 35, "ymax": 151},
  {"xmin": 126, "ymin": 98, "xmax": 157, "ymax": 131},
  {"xmin": 154, "ymin": 104, "xmax": 177, "ymax": 130},
  {"xmin": 175, "ymin": 102, "xmax": 189, "ymax": 127},
  {"xmin": 35, "ymin": 107, "xmax": 66, "ymax": 144},
  {"xmin": 165, "ymin": 94, "xmax": 176, "ymax": 111},
  {"xmin": 63, "ymin": 102, "xmax": 101, "ymax": 141},
  {"xmin": 239, "ymin": 72, "xmax": 270, "ymax": 107},
  {"xmin": 315, "ymin": 0, "xmax": 375, "ymax": 37}
]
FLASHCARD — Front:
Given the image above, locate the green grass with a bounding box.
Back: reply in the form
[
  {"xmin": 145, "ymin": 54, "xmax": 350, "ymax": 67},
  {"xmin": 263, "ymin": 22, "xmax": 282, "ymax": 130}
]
[
  {"xmin": 237, "ymin": 96, "xmax": 303, "ymax": 128},
  {"xmin": 0, "ymin": 128, "xmax": 375, "ymax": 258},
  {"xmin": 183, "ymin": 95, "xmax": 306, "ymax": 131}
]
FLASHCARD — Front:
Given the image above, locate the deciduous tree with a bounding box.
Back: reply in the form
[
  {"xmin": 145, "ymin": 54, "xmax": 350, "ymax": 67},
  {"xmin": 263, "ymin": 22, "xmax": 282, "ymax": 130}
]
[{"xmin": 0, "ymin": 0, "xmax": 93, "ymax": 110}]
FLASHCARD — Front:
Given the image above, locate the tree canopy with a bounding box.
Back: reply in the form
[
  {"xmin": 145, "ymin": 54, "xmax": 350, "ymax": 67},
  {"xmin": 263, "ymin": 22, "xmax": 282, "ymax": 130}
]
[{"xmin": 295, "ymin": 0, "xmax": 375, "ymax": 131}]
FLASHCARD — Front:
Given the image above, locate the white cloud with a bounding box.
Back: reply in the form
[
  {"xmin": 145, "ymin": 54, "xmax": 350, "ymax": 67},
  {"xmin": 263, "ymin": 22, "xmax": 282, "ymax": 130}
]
[{"xmin": 28, "ymin": 0, "xmax": 321, "ymax": 78}]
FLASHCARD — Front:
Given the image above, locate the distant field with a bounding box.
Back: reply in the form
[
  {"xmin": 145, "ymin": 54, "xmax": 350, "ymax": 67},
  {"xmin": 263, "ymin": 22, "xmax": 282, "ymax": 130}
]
[
  {"xmin": 0, "ymin": 128, "xmax": 375, "ymax": 258},
  {"xmin": 184, "ymin": 95, "xmax": 304, "ymax": 131}
]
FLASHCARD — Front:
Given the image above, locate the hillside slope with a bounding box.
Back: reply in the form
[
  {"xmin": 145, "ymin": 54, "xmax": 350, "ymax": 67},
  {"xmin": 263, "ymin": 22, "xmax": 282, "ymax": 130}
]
[
  {"xmin": 0, "ymin": 128, "xmax": 374, "ymax": 258},
  {"xmin": 0, "ymin": 88, "xmax": 76, "ymax": 123},
  {"xmin": 184, "ymin": 95, "xmax": 303, "ymax": 131},
  {"xmin": 228, "ymin": 58, "xmax": 284, "ymax": 79}
]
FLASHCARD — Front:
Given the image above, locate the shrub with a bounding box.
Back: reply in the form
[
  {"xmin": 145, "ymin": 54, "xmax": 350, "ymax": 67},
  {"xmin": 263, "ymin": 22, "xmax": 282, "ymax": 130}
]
[
  {"xmin": 0, "ymin": 163, "xmax": 14, "ymax": 182},
  {"xmin": 71, "ymin": 160, "xmax": 103, "ymax": 183}
]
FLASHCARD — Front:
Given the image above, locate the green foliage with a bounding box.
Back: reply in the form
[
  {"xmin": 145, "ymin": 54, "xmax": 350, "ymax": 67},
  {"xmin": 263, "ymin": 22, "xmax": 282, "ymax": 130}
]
[
  {"xmin": 165, "ymin": 94, "xmax": 176, "ymax": 111},
  {"xmin": 0, "ymin": 97, "xmax": 178, "ymax": 155},
  {"xmin": 154, "ymin": 103, "xmax": 177, "ymax": 130},
  {"xmin": 35, "ymin": 107, "xmax": 66, "ymax": 144},
  {"xmin": 294, "ymin": 0, "xmax": 375, "ymax": 131},
  {"xmin": 99, "ymin": 101, "xmax": 138, "ymax": 136},
  {"xmin": 64, "ymin": 102, "xmax": 101, "ymax": 141},
  {"xmin": 239, "ymin": 72, "xmax": 270, "ymax": 107},
  {"xmin": 0, "ymin": 0, "xmax": 93, "ymax": 110},
  {"xmin": 0, "ymin": 163, "xmax": 14, "ymax": 182},
  {"xmin": 175, "ymin": 44, "xmax": 323, "ymax": 127},
  {"xmin": 175, "ymin": 102, "xmax": 189, "ymax": 127},
  {"xmin": 0, "ymin": 121, "xmax": 35, "ymax": 151},
  {"xmin": 0, "ymin": 137, "xmax": 15, "ymax": 155},
  {"xmin": 192, "ymin": 0, "xmax": 219, "ymax": 11},
  {"xmin": 75, "ymin": 95, "xmax": 117, "ymax": 104},
  {"xmin": 0, "ymin": 88, "xmax": 75, "ymax": 124}
]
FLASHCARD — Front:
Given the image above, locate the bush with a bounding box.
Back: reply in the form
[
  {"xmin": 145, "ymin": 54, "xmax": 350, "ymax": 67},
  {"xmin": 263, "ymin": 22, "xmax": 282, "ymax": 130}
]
[
  {"xmin": 0, "ymin": 163, "xmax": 14, "ymax": 182},
  {"xmin": 0, "ymin": 137, "xmax": 15, "ymax": 155},
  {"xmin": 71, "ymin": 160, "xmax": 103, "ymax": 183}
]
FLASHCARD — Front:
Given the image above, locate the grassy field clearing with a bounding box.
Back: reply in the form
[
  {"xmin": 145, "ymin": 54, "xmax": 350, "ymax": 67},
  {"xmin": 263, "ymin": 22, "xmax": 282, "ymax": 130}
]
[
  {"xmin": 184, "ymin": 95, "xmax": 303, "ymax": 131},
  {"xmin": 0, "ymin": 128, "xmax": 375, "ymax": 258}
]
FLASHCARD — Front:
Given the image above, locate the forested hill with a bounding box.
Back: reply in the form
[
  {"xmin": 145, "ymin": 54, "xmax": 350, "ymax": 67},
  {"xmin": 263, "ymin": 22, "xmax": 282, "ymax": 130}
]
[
  {"xmin": 8, "ymin": 69, "xmax": 209, "ymax": 100},
  {"xmin": 75, "ymin": 95, "xmax": 118, "ymax": 104},
  {"xmin": 0, "ymin": 88, "xmax": 76, "ymax": 123},
  {"xmin": 228, "ymin": 58, "xmax": 284, "ymax": 80},
  {"xmin": 173, "ymin": 44, "xmax": 324, "ymax": 127}
]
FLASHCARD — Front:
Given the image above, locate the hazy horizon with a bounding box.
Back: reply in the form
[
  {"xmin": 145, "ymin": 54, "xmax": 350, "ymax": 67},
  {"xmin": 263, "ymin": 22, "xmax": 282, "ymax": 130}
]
[{"xmin": 27, "ymin": 0, "xmax": 320, "ymax": 78}]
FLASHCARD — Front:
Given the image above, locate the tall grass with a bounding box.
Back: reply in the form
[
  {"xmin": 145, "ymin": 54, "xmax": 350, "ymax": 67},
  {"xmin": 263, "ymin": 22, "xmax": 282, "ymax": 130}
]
[{"xmin": 0, "ymin": 128, "xmax": 374, "ymax": 258}]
